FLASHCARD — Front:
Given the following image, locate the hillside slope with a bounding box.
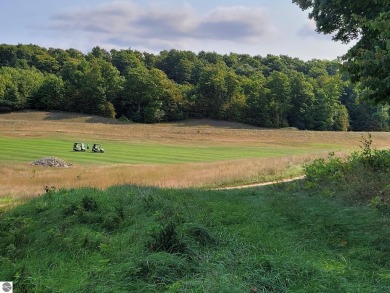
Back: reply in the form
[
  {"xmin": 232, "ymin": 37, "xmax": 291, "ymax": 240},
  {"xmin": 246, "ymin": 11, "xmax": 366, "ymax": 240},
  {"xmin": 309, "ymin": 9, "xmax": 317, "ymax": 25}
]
[{"xmin": 0, "ymin": 185, "xmax": 388, "ymax": 292}]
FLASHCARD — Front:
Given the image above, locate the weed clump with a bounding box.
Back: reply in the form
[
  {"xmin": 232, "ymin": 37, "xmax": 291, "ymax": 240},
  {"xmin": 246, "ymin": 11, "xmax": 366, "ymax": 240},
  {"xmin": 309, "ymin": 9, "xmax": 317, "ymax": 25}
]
[
  {"xmin": 148, "ymin": 222, "xmax": 188, "ymax": 255},
  {"xmin": 81, "ymin": 195, "xmax": 98, "ymax": 212},
  {"xmin": 135, "ymin": 252, "xmax": 193, "ymax": 285},
  {"xmin": 184, "ymin": 223, "xmax": 217, "ymax": 246}
]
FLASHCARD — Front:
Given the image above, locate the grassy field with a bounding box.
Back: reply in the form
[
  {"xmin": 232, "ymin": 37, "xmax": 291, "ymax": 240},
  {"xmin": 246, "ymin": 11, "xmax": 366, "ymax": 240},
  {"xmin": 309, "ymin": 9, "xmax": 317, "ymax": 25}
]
[
  {"xmin": 0, "ymin": 111, "xmax": 389, "ymax": 292},
  {"xmin": 0, "ymin": 184, "xmax": 388, "ymax": 292},
  {"xmin": 1, "ymin": 110, "xmax": 390, "ymax": 199}
]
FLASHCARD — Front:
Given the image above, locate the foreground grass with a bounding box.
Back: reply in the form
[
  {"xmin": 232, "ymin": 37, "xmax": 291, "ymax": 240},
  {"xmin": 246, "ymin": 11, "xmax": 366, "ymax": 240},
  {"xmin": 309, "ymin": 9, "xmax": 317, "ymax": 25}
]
[{"xmin": 0, "ymin": 184, "xmax": 388, "ymax": 292}]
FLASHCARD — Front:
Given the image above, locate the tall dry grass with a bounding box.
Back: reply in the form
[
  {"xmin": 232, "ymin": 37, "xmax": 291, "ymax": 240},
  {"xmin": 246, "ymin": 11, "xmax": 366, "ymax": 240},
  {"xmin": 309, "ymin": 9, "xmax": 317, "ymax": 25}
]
[
  {"xmin": 2, "ymin": 111, "xmax": 390, "ymax": 148},
  {"xmin": 0, "ymin": 153, "xmax": 327, "ymax": 199}
]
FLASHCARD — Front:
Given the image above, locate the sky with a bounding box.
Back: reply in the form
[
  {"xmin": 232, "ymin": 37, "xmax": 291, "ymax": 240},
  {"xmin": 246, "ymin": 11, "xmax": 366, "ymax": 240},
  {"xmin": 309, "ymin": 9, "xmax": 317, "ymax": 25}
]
[{"xmin": 0, "ymin": 0, "xmax": 353, "ymax": 61}]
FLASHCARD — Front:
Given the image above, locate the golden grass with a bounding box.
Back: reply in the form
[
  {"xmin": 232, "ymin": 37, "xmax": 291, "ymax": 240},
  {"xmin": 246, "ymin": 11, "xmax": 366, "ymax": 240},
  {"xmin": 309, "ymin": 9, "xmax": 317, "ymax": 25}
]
[
  {"xmin": 0, "ymin": 154, "xmax": 322, "ymax": 199},
  {"xmin": 2, "ymin": 110, "xmax": 390, "ymax": 148},
  {"xmin": 1, "ymin": 110, "xmax": 390, "ymax": 200}
]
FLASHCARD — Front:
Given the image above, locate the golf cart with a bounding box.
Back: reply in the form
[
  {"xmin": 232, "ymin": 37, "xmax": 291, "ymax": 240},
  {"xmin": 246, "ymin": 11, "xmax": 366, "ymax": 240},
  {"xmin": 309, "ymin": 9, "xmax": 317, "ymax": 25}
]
[
  {"xmin": 92, "ymin": 143, "xmax": 105, "ymax": 153},
  {"xmin": 73, "ymin": 142, "xmax": 86, "ymax": 152}
]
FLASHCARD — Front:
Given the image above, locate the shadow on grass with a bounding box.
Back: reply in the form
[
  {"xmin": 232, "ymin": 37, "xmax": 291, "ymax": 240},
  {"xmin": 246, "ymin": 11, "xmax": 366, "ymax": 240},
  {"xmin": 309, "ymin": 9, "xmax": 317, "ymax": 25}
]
[
  {"xmin": 43, "ymin": 111, "xmax": 123, "ymax": 125},
  {"xmin": 172, "ymin": 119, "xmax": 262, "ymax": 130}
]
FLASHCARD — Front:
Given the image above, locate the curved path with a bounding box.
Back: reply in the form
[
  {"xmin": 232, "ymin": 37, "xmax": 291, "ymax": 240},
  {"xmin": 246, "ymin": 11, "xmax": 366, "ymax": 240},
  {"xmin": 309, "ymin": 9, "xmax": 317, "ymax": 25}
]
[{"xmin": 214, "ymin": 176, "xmax": 305, "ymax": 190}]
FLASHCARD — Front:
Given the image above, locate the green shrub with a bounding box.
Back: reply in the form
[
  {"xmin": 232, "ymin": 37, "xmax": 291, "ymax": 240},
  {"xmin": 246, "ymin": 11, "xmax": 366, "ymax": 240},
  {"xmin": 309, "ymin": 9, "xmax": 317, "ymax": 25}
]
[
  {"xmin": 304, "ymin": 134, "xmax": 390, "ymax": 206},
  {"xmin": 117, "ymin": 114, "xmax": 131, "ymax": 123},
  {"xmin": 303, "ymin": 152, "xmax": 346, "ymax": 190}
]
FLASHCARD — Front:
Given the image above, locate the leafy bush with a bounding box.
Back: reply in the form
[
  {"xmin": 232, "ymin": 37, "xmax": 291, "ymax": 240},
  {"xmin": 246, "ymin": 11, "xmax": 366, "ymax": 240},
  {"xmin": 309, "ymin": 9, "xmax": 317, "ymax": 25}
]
[
  {"xmin": 303, "ymin": 152, "xmax": 346, "ymax": 190},
  {"xmin": 304, "ymin": 134, "xmax": 390, "ymax": 206},
  {"xmin": 99, "ymin": 101, "xmax": 116, "ymax": 118},
  {"xmin": 117, "ymin": 114, "xmax": 131, "ymax": 123}
]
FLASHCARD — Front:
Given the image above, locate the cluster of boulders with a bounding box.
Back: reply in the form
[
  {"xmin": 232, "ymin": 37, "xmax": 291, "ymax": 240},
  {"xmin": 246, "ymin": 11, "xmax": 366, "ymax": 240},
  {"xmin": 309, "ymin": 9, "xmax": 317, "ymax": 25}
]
[{"xmin": 31, "ymin": 157, "xmax": 72, "ymax": 168}]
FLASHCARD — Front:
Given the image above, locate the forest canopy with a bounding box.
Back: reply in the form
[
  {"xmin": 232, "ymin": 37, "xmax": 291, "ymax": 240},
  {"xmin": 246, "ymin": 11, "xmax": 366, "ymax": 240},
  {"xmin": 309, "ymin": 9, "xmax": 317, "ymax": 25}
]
[{"xmin": 0, "ymin": 43, "xmax": 389, "ymax": 131}]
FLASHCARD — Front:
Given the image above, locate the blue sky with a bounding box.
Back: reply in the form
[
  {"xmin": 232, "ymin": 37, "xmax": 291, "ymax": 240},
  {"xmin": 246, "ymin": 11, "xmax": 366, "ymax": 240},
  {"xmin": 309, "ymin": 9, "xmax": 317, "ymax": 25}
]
[{"xmin": 0, "ymin": 0, "xmax": 352, "ymax": 60}]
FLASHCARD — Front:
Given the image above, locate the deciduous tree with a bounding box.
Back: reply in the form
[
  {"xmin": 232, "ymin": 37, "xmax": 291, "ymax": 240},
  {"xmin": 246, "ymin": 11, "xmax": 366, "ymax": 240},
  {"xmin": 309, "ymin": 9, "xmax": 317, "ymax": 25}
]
[{"xmin": 292, "ymin": 0, "xmax": 390, "ymax": 103}]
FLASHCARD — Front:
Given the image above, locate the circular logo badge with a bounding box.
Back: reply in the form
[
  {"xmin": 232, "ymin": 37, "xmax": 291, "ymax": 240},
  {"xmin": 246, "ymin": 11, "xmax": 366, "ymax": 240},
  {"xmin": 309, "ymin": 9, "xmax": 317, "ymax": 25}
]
[{"xmin": 2, "ymin": 282, "xmax": 12, "ymax": 293}]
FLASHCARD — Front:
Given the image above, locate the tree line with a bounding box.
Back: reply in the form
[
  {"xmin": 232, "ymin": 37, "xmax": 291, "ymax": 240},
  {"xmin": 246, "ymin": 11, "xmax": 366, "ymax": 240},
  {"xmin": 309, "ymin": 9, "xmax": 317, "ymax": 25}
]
[{"xmin": 0, "ymin": 44, "xmax": 388, "ymax": 131}]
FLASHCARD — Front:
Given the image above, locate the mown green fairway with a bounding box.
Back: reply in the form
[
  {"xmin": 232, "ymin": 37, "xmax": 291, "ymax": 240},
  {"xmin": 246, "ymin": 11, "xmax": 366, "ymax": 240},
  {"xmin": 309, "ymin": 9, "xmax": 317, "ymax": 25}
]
[{"xmin": 0, "ymin": 137, "xmax": 328, "ymax": 165}]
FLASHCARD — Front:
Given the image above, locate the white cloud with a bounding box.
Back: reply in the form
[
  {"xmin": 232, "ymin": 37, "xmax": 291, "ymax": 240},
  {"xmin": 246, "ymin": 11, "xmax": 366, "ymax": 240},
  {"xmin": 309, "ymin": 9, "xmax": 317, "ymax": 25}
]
[
  {"xmin": 199, "ymin": 6, "xmax": 273, "ymax": 42},
  {"xmin": 48, "ymin": 1, "xmax": 274, "ymax": 51},
  {"xmin": 297, "ymin": 19, "xmax": 329, "ymax": 40}
]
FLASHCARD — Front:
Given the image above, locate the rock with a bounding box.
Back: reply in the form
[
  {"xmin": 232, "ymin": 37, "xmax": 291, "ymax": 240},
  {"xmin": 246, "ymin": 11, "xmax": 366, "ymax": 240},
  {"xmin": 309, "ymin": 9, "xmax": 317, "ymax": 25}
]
[{"xmin": 31, "ymin": 157, "xmax": 72, "ymax": 168}]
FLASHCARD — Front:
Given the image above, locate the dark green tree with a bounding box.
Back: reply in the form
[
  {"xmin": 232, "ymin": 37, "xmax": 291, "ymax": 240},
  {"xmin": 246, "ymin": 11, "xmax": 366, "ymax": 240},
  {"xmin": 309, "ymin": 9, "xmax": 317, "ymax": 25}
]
[
  {"xmin": 198, "ymin": 51, "xmax": 224, "ymax": 65},
  {"xmin": 260, "ymin": 55, "xmax": 288, "ymax": 77},
  {"xmin": 220, "ymin": 71, "xmax": 247, "ymax": 121},
  {"xmin": 87, "ymin": 46, "xmax": 111, "ymax": 62},
  {"xmin": 60, "ymin": 59, "xmax": 88, "ymax": 112},
  {"xmin": 243, "ymin": 72, "xmax": 270, "ymax": 126},
  {"xmin": 333, "ymin": 103, "xmax": 350, "ymax": 131},
  {"xmin": 143, "ymin": 52, "xmax": 158, "ymax": 69},
  {"xmin": 311, "ymin": 75, "xmax": 345, "ymax": 130},
  {"xmin": 0, "ymin": 67, "xmax": 44, "ymax": 110},
  {"xmin": 60, "ymin": 57, "xmax": 122, "ymax": 117},
  {"xmin": 31, "ymin": 75, "xmax": 65, "ymax": 110},
  {"xmin": 0, "ymin": 44, "xmax": 17, "ymax": 67},
  {"xmin": 48, "ymin": 48, "xmax": 71, "ymax": 67},
  {"xmin": 157, "ymin": 74, "xmax": 187, "ymax": 121},
  {"xmin": 111, "ymin": 49, "xmax": 143, "ymax": 75},
  {"xmin": 156, "ymin": 50, "xmax": 199, "ymax": 84},
  {"xmin": 288, "ymin": 71, "xmax": 316, "ymax": 129},
  {"xmin": 306, "ymin": 60, "xmax": 330, "ymax": 78},
  {"xmin": 293, "ymin": 0, "xmax": 390, "ymax": 103},
  {"xmin": 223, "ymin": 53, "xmax": 263, "ymax": 77},
  {"xmin": 195, "ymin": 64, "xmax": 243, "ymax": 119},
  {"xmin": 66, "ymin": 48, "xmax": 84, "ymax": 60},
  {"xmin": 122, "ymin": 66, "xmax": 167, "ymax": 123},
  {"xmin": 79, "ymin": 58, "xmax": 122, "ymax": 117},
  {"xmin": 265, "ymin": 71, "xmax": 291, "ymax": 127}
]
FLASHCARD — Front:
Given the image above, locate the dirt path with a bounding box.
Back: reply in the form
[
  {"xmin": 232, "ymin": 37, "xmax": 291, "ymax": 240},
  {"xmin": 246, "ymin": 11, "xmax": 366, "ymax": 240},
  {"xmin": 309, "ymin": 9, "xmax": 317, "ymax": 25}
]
[{"xmin": 214, "ymin": 176, "xmax": 305, "ymax": 190}]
